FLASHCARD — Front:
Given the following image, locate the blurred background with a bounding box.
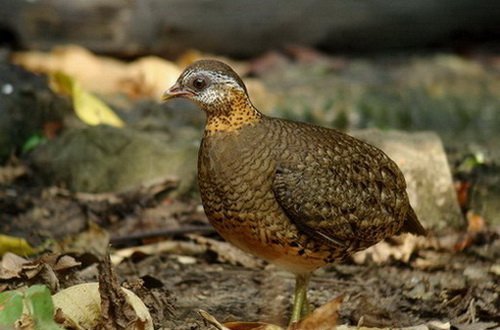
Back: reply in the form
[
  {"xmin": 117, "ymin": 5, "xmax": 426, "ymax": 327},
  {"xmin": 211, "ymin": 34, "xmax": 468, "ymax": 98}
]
[
  {"xmin": 1, "ymin": 0, "xmax": 499, "ymax": 56},
  {"xmin": 0, "ymin": 1, "xmax": 499, "ymax": 329}
]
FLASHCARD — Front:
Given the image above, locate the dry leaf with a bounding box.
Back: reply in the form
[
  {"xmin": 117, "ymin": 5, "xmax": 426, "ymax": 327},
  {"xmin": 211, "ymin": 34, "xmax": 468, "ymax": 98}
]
[
  {"xmin": 427, "ymin": 320, "xmax": 451, "ymax": 330},
  {"xmin": 13, "ymin": 45, "xmax": 129, "ymax": 95},
  {"xmin": 198, "ymin": 295, "xmax": 343, "ymax": 330},
  {"xmin": 52, "ymin": 283, "xmax": 152, "ymax": 330},
  {"xmin": 110, "ymin": 240, "xmax": 205, "ymax": 265},
  {"xmin": 454, "ymin": 211, "xmax": 487, "ymax": 252},
  {"xmin": 198, "ymin": 309, "xmax": 231, "ymax": 330},
  {"xmin": 352, "ymin": 234, "xmax": 425, "ymax": 265},
  {"xmin": 0, "ymin": 252, "xmax": 81, "ymax": 292},
  {"xmin": 120, "ymin": 56, "xmax": 181, "ymax": 100},
  {"xmin": 13, "ymin": 45, "xmax": 181, "ymax": 100},
  {"xmin": 225, "ymin": 321, "xmax": 284, "ymax": 330},
  {"xmin": 198, "ymin": 310, "xmax": 283, "ymax": 330},
  {"xmin": 290, "ymin": 295, "xmax": 342, "ymax": 330},
  {"xmin": 412, "ymin": 250, "xmax": 448, "ymax": 270},
  {"xmin": 0, "ymin": 252, "xmax": 29, "ymax": 279},
  {"xmin": 51, "ymin": 255, "xmax": 82, "ymax": 272}
]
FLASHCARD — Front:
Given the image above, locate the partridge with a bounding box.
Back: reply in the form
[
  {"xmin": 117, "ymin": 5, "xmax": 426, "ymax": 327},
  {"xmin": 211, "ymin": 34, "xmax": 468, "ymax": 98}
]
[{"xmin": 163, "ymin": 59, "xmax": 426, "ymax": 323}]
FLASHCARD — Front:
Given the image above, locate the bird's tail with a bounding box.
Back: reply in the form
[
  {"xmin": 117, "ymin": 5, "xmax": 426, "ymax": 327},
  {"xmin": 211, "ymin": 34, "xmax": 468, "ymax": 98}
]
[{"xmin": 398, "ymin": 207, "xmax": 427, "ymax": 236}]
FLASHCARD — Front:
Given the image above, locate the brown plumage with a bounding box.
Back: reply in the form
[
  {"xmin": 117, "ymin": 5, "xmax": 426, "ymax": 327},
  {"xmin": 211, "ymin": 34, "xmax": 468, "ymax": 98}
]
[{"xmin": 163, "ymin": 59, "xmax": 426, "ymax": 323}]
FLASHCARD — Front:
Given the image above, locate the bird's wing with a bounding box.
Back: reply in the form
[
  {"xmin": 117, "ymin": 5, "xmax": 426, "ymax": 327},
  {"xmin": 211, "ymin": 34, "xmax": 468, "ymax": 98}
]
[{"xmin": 272, "ymin": 144, "xmax": 409, "ymax": 248}]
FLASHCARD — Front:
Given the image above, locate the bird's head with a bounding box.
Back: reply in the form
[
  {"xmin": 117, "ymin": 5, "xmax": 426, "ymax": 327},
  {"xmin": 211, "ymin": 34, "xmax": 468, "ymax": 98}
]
[{"xmin": 163, "ymin": 59, "xmax": 250, "ymax": 115}]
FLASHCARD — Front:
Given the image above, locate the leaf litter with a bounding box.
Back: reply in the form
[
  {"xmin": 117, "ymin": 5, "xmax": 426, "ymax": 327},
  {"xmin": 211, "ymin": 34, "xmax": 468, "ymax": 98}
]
[
  {"xmin": 1, "ymin": 165, "xmax": 498, "ymax": 329},
  {"xmin": 1, "ymin": 48, "xmax": 499, "ymax": 329}
]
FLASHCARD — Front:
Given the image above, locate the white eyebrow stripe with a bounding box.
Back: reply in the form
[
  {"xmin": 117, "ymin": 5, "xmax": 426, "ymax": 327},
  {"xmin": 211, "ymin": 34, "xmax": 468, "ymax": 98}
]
[{"xmin": 183, "ymin": 70, "xmax": 244, "ymax": 91}]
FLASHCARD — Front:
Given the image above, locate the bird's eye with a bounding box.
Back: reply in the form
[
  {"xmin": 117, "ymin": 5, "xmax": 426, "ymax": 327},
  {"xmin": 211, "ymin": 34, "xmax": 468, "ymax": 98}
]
[{"xmin": 192, "ymin": 78, "xmax": 206, "ymax": 90}]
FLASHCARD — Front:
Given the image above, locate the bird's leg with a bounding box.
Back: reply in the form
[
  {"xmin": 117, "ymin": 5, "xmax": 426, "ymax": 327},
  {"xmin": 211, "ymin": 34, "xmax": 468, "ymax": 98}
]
[
  {"xmin": 290, "ymin": 273, "xmax": 311, "ymax": 324},
  {"xmin": 301, "ymin": 292, "xmax": 311, "ymax": 317}
]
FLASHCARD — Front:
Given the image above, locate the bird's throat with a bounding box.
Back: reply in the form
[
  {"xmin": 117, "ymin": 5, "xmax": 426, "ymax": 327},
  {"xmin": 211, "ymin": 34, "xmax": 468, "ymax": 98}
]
[{"xmin": 205, "ymin": 102, "xmax": 262, "ymax": 135}]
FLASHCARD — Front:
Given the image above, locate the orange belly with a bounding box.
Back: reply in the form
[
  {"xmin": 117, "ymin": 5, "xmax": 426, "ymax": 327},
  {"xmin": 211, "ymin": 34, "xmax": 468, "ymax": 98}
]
[{"xmin": 209, "ymin": 216, "xmax": 332, "ymax": 274}]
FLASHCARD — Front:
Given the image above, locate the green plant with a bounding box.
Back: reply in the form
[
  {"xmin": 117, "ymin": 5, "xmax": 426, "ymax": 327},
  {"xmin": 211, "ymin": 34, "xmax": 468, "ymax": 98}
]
[{"xmin": 0, "ymin": 285, "xmax": 63, "ymax": 330}]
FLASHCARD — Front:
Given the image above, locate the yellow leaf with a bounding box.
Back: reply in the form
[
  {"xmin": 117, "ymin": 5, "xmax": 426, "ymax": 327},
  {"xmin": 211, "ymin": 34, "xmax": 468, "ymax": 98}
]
[
  {"xmin": 49, "ymin": 71, "xmax": 74, "ymax": 96},
  {"xmin": 0, "ymin": 234, "xmax": 36, "ymax": 256},
  {"xmin": 49, "ymin": 71, "xmax": 124, "ymax": 127},
  {"xmin": 72, "ymin": 83, "xmax": 124, "ymax": 127}
]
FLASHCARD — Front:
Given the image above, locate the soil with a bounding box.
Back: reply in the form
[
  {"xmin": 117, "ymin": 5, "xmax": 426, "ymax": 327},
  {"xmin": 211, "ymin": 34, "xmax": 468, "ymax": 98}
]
[
  {"xmin": 1, "ymin": 171, "xmax": 498, "ymax": 329},
  {"xmin": 1, "ymin": 50, "xmax": 499, "ymax": 330}
]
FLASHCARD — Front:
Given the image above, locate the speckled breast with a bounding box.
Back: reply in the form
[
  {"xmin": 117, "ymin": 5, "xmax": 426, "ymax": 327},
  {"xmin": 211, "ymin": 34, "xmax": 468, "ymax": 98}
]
[{"xmin": 197, "ymin": 124, "xmax": 345, "ymax": 273}]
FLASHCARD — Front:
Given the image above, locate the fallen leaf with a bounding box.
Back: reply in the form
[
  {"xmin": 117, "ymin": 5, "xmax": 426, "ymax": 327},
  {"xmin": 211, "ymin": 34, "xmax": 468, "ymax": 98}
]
[
  {"xmin": 198, "ymin": 309, "xmax": 231, "ymax": 330},
  {"xmin": 225, "ymin": 321, "xmax": 283, "ymax": 330},
  {"xmin": 412, "ymin": 250, "xmax": 447, "ymax": 270},
  {"xmin": 13, "ymin": 45, "xmax": 181, "ymax": 100},
  {"xmin": 52, "ymin": 282, "xmax": 153, "ymax": 330},
  {"xmin": 0, "ymin": 252, "xmax": 80, "ymax": 291},
  {"xmin": 352, "ymin": 234, "xmax": 425, "ymax": 265},
  {"xmin": 198, "ymin": 310, "xmax": 283, "ymax": 330},
  {"xmin": 427, "ymin": 320, "xmax": 451, "ymax": 330},
  {"xmin": 454, "ymin": 211, "xmax": 487, "ymax": 252},
  {"xmin": 0, "ymin": 253, "xmax": 29, "ymax": 280},
  {"xmin": 466, "ymin": 212, "xmax": 486, "ymax": 233},
  {"xmin": 120, "ymin": 56, "xmax": 181, "ymax": 100},
  {"xmin": 50, "ymin": 255, "xmax": 82, "ymax": 272},
  {"xmin": 121, "ymin": 277, "xmax": 175, "ymax": 328},
  {"xmin": 50, "ymin": 71, "xmax": 125, "ymax": 127},
  {"xmin": 198, "ymin": 295, "xmax": 343, "ymax": 330},
  {"xmin": 72, "ymin": 81, "xmax": 124, "ymax": 127},
  {"xmin": 290, "ymin": 295, "xmax": 342, "ymax": 330},
  {"xmin": 110, "ymin": 240, "xmax": 205, "ymax": 265},
  {"xmin": 13, "ymin": 45, "xmax": 130, "ymax": 95},
  {"xmin": 0, "ymin": 235, "xmax": 36, "ymax": 257}
]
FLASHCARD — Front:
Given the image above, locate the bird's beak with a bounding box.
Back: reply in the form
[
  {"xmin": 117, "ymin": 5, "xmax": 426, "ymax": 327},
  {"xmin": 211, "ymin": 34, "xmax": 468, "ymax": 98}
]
[{"xmin": 162, "ymin": 83, "xmax": 194, "ymax": 102}]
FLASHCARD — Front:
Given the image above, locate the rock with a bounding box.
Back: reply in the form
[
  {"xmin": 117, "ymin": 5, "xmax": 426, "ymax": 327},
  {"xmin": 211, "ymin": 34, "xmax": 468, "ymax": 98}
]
[
  {"xmin": 0, "ymin": 63, "xmax": 69, "ymax": 162},
  {"xmin": 351, "ymin": 129, "xmax": 463, "ymax": 230},
  {"xmin": 30, "ymin": 125, "xmax": 198, "ymax": 195}
]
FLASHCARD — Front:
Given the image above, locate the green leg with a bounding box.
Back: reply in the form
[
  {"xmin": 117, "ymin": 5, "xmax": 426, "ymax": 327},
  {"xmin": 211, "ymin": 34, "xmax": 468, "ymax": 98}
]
[
  {"xmin": 290, "ymin": 273, "xmax": 311, "ymax": 324},
  {"xmin": 301, "ymin": 293, "xmax": 311, "ymax": 317}
]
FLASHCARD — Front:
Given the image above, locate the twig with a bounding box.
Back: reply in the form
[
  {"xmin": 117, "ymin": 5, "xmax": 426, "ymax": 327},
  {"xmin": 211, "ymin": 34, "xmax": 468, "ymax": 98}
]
[{"xmin": 110, "ymin": 225, "xmax": 215, "ymax": 246}]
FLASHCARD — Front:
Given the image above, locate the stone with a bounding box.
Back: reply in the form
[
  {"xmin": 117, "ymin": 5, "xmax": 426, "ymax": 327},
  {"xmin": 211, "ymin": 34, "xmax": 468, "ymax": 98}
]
[
  {"xmin": 30, "ymin": 125, "xmax": 198, "ymax": 195},
  {"xmin": 0, "ymin": 63, "xmax": 69, "ymax": 162},
  {"xmin": 352, "ymin": 129, "xmax": 463, "ymax": 230}
]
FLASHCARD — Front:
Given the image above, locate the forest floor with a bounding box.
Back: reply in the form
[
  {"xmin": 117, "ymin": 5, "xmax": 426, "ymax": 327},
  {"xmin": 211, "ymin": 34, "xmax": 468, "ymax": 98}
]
[{"xmin": 1, "ymin": 48, "xmax": 499, "ymax": 329}]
